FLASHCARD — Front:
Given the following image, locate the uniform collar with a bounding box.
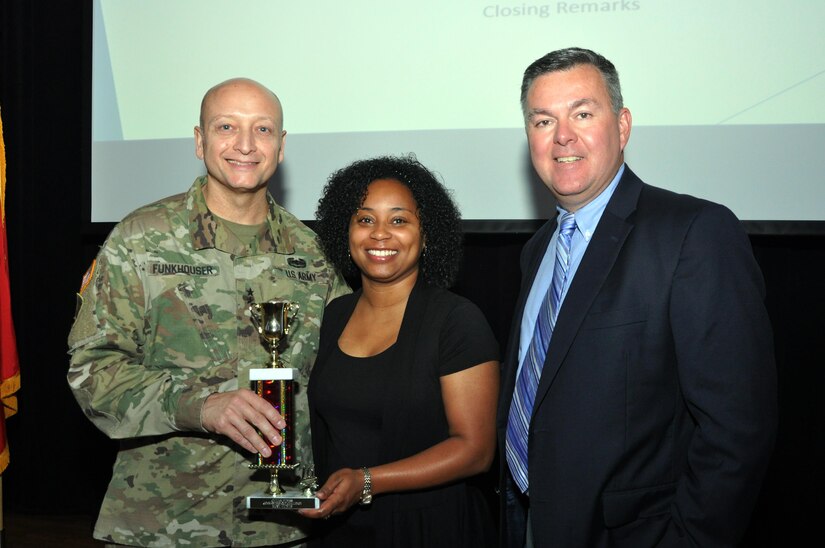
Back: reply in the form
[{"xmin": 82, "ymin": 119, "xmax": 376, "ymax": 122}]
[{"xmin": 187, "ymin": 176, "xmax": 295, "ymax": 255}]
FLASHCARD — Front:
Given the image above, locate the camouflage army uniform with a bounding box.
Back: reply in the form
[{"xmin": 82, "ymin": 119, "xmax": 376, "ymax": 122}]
[{"xmin": 68, "ymin": 177, "xmax": 349, "ymax": 547}]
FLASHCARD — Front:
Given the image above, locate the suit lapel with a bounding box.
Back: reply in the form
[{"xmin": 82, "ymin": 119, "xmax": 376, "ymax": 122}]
[{"xmin": 532, "ymin": 169, "xmax": 643, "ymax": 413}]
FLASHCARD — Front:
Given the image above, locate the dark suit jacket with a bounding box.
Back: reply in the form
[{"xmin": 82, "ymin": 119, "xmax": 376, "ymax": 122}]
[{"xmin": 496, "ymin": 167, "xmax": 777, "ymax": 547}]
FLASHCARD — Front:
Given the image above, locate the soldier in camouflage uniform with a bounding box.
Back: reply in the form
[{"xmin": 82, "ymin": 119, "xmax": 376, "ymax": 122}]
[{"xmin": 67, "ymin": 78, "xmax": 349, "ymax": 547}]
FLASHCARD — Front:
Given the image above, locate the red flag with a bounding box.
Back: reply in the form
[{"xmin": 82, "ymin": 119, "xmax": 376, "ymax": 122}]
[{"xmin": 0, "ymin": 108, "xmax": 21, "ymax": 474}]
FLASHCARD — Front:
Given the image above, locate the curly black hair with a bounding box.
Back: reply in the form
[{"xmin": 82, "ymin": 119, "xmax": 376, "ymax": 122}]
[{"xmin": 315, "ymin": 154, "xmax": 463, "ymax": 288}]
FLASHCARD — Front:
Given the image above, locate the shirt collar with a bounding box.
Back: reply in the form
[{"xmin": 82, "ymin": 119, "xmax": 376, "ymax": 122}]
[{"xmin": 556, "ymin": 163, "xmax": 625, "ymax": 242}]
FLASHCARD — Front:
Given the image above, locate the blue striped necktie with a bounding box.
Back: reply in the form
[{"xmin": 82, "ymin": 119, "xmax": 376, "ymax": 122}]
[{"xmin": 506, "ymin": 212, "xmax": 576, "ymax": 494}]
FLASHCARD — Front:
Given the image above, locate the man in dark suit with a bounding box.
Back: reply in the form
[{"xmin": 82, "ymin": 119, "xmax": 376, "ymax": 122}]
[{"xmin": 498, "ymin": 47, "xmax": 777, "ymax": 547}]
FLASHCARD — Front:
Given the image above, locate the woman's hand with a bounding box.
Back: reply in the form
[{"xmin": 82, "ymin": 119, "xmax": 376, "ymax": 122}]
[{"xmin": 298, "ymin": 467, "xmax": 364, "ymax": 519}]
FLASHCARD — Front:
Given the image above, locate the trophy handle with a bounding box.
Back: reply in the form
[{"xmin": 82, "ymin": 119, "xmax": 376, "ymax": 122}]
[
  {"xmin": 248, "ymin": 302, "xmax": 263, "ymax": 334},
  {"xmin": 283, "ymin": 302, "xmax": 300, "ymax": 337}
]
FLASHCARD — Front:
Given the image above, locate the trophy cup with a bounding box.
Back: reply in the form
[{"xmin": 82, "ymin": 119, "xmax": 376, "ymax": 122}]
[{"xmin": 246, "ymin": 299, "xmax": 320, "ymax": 510}]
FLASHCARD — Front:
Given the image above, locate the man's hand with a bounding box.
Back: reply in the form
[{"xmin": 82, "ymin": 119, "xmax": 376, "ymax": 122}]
[{"xmin": 201, "ymin": 389, "xmax": 285, "ymax": 457}]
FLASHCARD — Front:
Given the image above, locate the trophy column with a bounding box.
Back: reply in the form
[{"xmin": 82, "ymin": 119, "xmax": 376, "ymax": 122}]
[{"xmin": 246, "ymin": 299, "xmax": 319, "ymax": 511}]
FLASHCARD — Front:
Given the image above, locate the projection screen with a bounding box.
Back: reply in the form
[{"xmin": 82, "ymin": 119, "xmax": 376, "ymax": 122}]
[{"xmin": 91, "ymin": 0, "xmax": 825, "ymax": 230}]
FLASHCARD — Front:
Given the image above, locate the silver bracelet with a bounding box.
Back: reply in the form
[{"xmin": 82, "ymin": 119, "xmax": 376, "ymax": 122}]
[{"xmin": 359, "ymin": 467, "xmax": 373, "ymax": 505}]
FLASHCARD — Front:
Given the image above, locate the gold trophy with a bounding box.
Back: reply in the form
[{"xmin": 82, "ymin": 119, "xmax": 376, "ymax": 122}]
[{"xmin": 246, "ymin": 299, "xmax": 319, "ymax": 510}]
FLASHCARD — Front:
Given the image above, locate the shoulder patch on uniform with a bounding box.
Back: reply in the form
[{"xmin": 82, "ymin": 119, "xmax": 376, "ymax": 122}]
[
  {"xmin": 147, "ymin": 262, "xmax": 221, "ymax": 276},
  {"xmin": 79, "ymin": 259, "xmax": 96, "ymax": 295}
]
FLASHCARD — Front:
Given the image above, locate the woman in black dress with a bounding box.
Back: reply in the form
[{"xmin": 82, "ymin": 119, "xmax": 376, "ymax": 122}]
[{"xmin": 300, "ymin": 155, "xmax": 500, "ymax": 547}]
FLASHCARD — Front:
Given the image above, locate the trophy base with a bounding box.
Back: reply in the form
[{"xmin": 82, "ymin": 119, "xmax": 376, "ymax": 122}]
[{"xmin": 246, "ymin": 491, "xmax": 320, "ymax": 511}]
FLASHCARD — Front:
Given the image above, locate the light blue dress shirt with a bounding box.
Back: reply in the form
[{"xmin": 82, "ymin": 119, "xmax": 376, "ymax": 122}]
[{"xmin": 517, "ymin": 164, "xmax": 626, "ymax": 368}]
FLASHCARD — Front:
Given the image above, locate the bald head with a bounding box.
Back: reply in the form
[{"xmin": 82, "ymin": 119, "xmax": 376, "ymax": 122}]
[
  {"xmin": 199, "ymin": 78, "xmax": 283, "ymax": 133},
  {"xmin": 194, "ymin": 77, "xmax": 287, "ymax": 207}
]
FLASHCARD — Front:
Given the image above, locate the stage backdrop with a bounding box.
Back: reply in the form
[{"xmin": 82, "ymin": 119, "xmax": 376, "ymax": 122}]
[{"xmin": 90, "ymin": 0, "xmax": 825, "ymax": 228}]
